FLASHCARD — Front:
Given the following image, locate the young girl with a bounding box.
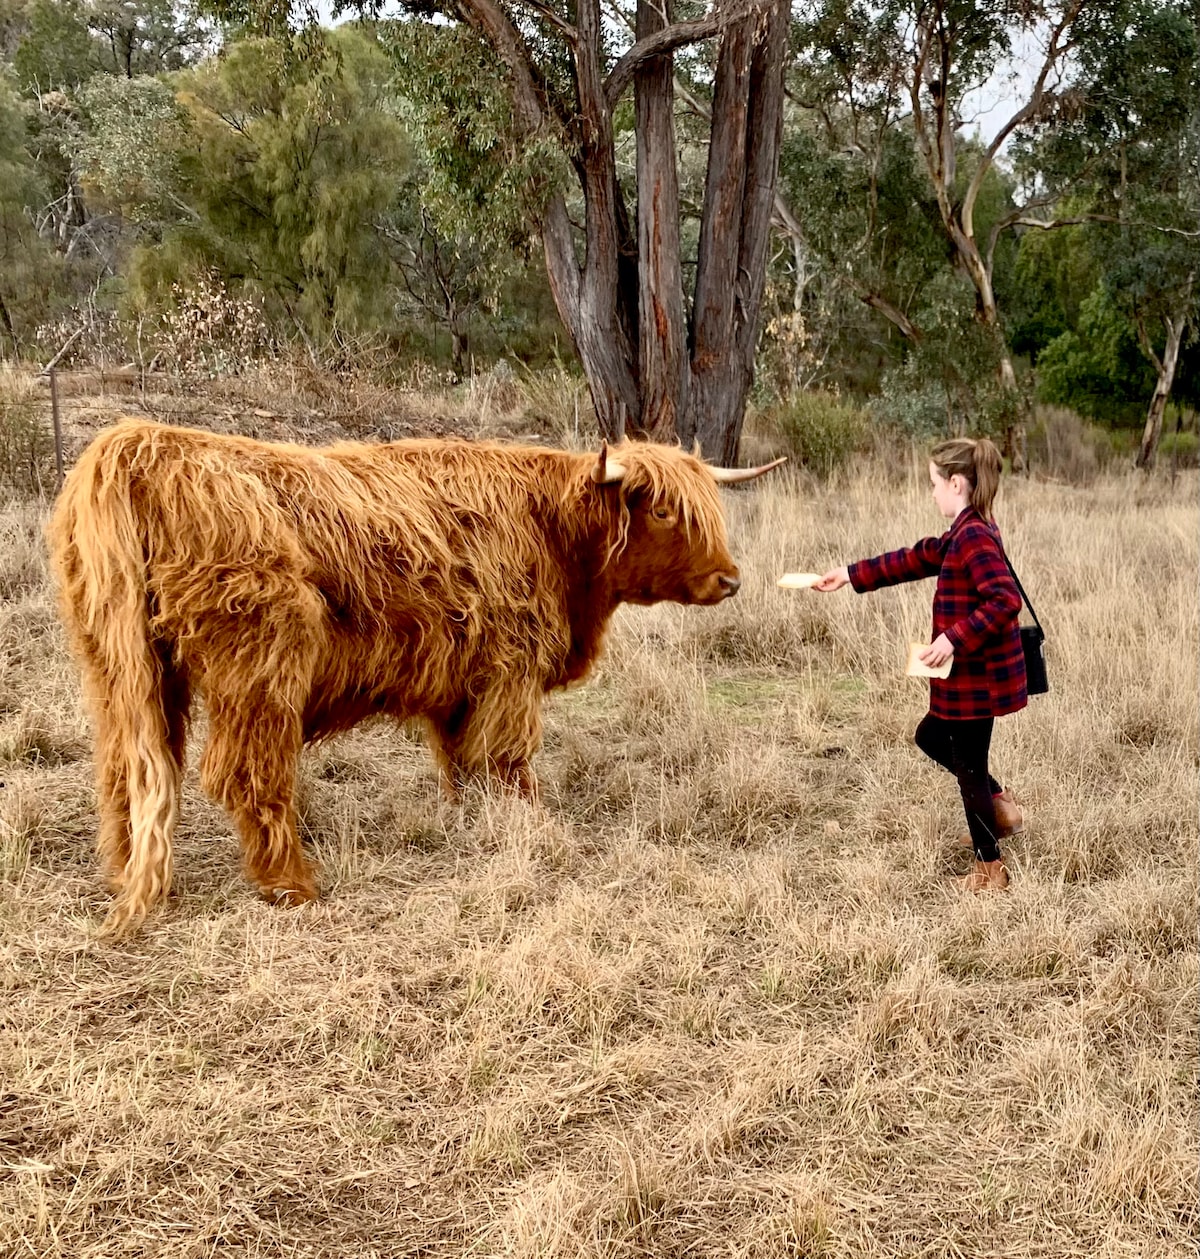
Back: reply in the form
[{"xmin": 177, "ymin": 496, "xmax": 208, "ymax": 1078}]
[{"xmin": 814, "ymin": 438, "xmax": 1027, "ymax": 891}]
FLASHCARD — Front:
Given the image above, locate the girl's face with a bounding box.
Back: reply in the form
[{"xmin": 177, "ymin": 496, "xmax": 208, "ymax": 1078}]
[{"xmin": 929, "ymin": 462, "xmax": 969, "ymax": 519}]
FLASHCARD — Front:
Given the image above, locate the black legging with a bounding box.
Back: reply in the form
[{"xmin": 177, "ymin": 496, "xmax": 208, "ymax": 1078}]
[{"xmin": 914, "ymin": 715, "xmax": 1004, "ymax": 862}]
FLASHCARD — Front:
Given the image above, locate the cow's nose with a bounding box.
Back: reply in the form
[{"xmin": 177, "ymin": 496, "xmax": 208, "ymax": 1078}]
[{"xmin": 718, "ymin": 574, "xmax": 741, "ymax": 597}]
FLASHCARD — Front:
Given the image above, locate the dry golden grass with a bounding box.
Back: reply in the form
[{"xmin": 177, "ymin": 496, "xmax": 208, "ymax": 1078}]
[{"xmin": 0, "ymin": 431, "xmax": 1196, "ymax": 1257}]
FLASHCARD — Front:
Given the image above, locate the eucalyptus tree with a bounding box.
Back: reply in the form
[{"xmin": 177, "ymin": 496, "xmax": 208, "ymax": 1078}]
[
  {"xmin": 393, "ymin": 0, "xmax": 790, "ymax": 458},
  {"xmin": 795, "ymin": 0, "xmax": 1093, "ymax": 396},
  {"xmin": 211, "ymin": 0, "xmax": 790, "ymax": 461},
  {"xmin": 1015, "ymin": 0, "xmax": 1199, "ymax": 468},
  {"xmin": 86, "ymin": 0, "xmax": 210, "ymax": 78}
]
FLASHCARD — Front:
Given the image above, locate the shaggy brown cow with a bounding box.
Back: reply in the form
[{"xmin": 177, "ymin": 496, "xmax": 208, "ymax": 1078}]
[{"xmin": 48, "ymin": 419, "xmax": 783, "ymax": 932}]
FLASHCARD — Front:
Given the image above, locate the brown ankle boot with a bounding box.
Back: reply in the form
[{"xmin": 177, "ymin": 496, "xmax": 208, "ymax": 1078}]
[
  {"xmin": 958, "ymin": 789, "xmax": 1024, "ymax": 847},
  {"xmin": 993, "ymin": 789, "xmax": 1023, "ymax": 834},
  {"xmin": 958, "ymin": 859, "xmax": 1010, "ymax": 892}
]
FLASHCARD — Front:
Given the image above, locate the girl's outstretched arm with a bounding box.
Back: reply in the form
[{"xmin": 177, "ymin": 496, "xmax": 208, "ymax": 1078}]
[{"xmin": 845, "ymin": 535, "xmax": 945, "ymax": 593}]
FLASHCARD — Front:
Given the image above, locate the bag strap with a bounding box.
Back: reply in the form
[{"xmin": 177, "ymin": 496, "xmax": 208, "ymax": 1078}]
[
  {"xmin": 1001, "ymin": 553, "xmax": 1043, "ymax": 632},
  {"xmin": 984, "ymin": 518, "xmax": 1042, "ymax": 630}
]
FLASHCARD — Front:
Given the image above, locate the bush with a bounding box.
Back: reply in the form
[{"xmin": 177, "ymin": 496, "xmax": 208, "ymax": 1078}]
[
  {"xmin": 868, "ymin": 379, "xmax": 949, "ymax": 439},
  {"xmin": 1026, "ymin": 405, "xmax": 1122, "ymax": 485},
  {"xmin": 1158, "ymin": 428, "xmax": 1200, "ymax": 469},
  {"xmin": 761, "ymin": 391, "xmax": 870, "ymax": 477},
  {"xmin": 155, "ymin": 273, "xmax": 276, "ymax": 377},
  {"xmin": 0, "ymin": 366, "xmax": 55, "ymax": 498}
]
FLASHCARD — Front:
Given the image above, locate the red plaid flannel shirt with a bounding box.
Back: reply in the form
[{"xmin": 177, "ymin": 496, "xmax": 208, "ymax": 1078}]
[{"xmin": 848, "ymin": 508, "xmax": 1027, "ymax": 720}]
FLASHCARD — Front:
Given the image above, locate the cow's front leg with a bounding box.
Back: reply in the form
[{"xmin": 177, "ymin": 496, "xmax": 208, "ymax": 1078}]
[
  {"xmin": 429, "ymin": 686, "xmax": 542, "ymax": 802},
  {"xmin": 200, "ymin": 692, "xmax": 317, "ymax": 907}
]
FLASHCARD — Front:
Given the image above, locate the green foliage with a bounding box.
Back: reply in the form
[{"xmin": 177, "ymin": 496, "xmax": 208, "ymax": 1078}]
[
  {"xmin": 1036, "ymin": 286, "xmax": 1154, "ymax": 425},
  {"xmin": 1015, "ymin": 0, "xmax": 1200, "ymax": 434},
  {"xmin": 86, "ymin": 0, "xmax": 209, "ymax": 77},
  {"xmin": 1006, "ymin": 217, "xmax": 1100, "ymax": 362},
  {"xmin": 765, "ymin": 391, "xmax": 870, "ymax": 477},
  {"xmin": 385, "ymin": 20, "xmax": 566, "ymax": 255},
  {"xmin": 75, "ymin": 73, "xmax": 188, "ymax": 222},
  {"xmin": 873, "ymin": 271, "xmax": 1022, "ymax": 438},
  {"xmin": 13, "ymin": 0, "xmax": 208, "ymax": 89},
  {"xmin": 136, "ymin": 25, "xmax": 409, "ymax": 340},
  {"xmin": 772, "ymin": 88, "xmax": 947, "ymax": 393},
  {"xmin": 0, "ymin": 69, "xmax": 34, "ymax": 203},
  {"xmin": 12, "ymin": 0, "xmax": 91, "ymax": 92},
  {"xmin": 0, "ymin": 68, "xmax": 64, "ymax": 353}
]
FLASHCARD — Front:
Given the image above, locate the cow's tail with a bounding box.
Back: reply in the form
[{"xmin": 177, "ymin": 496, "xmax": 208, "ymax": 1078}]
[{"xmin": 48, "ymin": 424, "xmax": 180, "ymax": 935}]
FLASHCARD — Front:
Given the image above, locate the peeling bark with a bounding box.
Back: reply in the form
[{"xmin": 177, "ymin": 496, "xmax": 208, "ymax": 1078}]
[
  {"xmin": 1136, "ymin": 310, "xmax": 1188, "ymax": 471},
  {"xmin": 684, "ymin": 0, "xmax": 788, "ymax": 464},
  {"xmin": 456, "ymin": 0, "xmax": 786, "ymax": 458}
]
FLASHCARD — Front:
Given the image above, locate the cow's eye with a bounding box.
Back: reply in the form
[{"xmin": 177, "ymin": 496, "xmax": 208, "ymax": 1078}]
[{"xmin": 651, "ymin": 504, "xmax": 674, "ymax": 523}]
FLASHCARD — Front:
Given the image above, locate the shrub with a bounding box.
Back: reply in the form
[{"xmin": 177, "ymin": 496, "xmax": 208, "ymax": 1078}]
[
  {"xmin": 0, "ymin": 366, "xmax": 55, "ymax": 498},
  {"xmin": 869, "ymin": 379, "xmax": 948, "ymax": 439},
  {"xmin": 1158, "ymin": 428, "xmax": 1199, "ymax": 469},
  {"xmin": 1026, "ymin": 405, "xmax": 1121, "ymax": 485},
  {"xmin": 763, "ymin": 391, "xmax": 870, "ymax": 477},
  {"xmin": 156, "ymin": 273, "xmax": 276, "ymax": 377}
]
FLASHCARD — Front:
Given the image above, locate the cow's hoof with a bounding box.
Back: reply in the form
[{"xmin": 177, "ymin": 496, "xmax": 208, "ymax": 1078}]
[{"xmin": 264, "ymin": 883, "xmax": 318, "ymax": 907}]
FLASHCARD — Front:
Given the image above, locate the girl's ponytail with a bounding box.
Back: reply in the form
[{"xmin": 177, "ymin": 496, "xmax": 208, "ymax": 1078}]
[
  {"xmin": 970, "ymin": 438, "xmax": 1002, "ymax": 519},
  {"xmin": 930, "ymin": 437, "xmax": 1003, "ymax": 520}
]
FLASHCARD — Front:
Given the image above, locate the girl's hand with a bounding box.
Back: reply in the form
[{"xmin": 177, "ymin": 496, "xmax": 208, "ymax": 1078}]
[
  {"xmin": 813, "ymin": 566, "xmax": 850, "ymax": 592},
  {"xmin": 919, "ymin": 633, "xmax": 955, "ymax": 667}
]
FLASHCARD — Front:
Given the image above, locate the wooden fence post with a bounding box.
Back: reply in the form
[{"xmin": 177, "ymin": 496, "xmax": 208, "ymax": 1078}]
[{"xmin": 50, "ymin": 365, "xmax": 64, "ymax": 494}]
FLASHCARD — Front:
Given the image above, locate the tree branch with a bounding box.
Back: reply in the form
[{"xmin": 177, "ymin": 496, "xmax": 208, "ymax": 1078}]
[
  {"xmin": 961, "ymin": 0, "xmax": 1084, "ymax": 240},
  {"xmin": 604, "ymin": 15, "xmax": 723, "ymax": 107},
  {"xmin": 512, "ymin": 0, "xmax": 577, "ymax": 44},
  {"xmin": 856, "ymin": 287, "xmax": 922, "ymax": 341}
]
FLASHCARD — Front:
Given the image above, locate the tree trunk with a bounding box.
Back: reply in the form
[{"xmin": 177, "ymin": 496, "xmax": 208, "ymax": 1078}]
[
  {"xmin": 569, "ymin": 0, "xmax": 641, "ymax": 440},
  {"xmin": 450, "ymin": 322, "xmax": 467, "ymax": 378},
  {"xmin": 0, "ymin": 289, "xmax": 17, "ymax": 356},
  {"xmin": 1136, "ymin": 313, "xmax": 1186, "ymax": 471},
  {"xmin": 457, "ymin": 0, "xmax": 785, "ymax": 457},
  {"xmin": 683, "ymin": 0, "xmax": 788, "ymax": 464},
  {"xmin": 634, "ymin": 0, "xmax": 685, "ymax": 443}
]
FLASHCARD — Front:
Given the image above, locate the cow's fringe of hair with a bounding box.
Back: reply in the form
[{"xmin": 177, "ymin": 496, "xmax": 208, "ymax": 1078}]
[{"xmin": 47, "ymin": 421, "xmax": 733, "ymax": 933}]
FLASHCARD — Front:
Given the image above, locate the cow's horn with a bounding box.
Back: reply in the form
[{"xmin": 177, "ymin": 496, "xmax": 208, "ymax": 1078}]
[
  {"xmin": 591, "ymin": 440, "xmax": 627, "ymax": 485},
  {"xmin": 710, "ymin": 455, "xmax": 788, "ymax": 484}
]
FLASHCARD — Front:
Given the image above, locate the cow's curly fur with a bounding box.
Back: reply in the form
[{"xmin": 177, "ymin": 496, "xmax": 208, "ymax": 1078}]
[{"xmin": 48, "ymin": 419, "xmax": 747, "ymax": 933}]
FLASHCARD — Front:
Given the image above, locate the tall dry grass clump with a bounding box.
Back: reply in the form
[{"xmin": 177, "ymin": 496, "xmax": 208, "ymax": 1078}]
[{"xmin": 0, "ymin": 437, "xmax": 1195, "ymax": 1258}]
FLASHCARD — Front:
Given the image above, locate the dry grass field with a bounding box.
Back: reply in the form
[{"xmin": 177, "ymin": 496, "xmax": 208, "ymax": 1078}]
[{"xmin": 1, "ymin": 389, "xmax": 1196, "ymax": 1258}]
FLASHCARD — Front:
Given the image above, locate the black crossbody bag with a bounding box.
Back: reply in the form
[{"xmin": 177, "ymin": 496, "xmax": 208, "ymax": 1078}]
[{"xmin": 1000, "ymin": 553, "xmax": 1049, "ymax": 696}]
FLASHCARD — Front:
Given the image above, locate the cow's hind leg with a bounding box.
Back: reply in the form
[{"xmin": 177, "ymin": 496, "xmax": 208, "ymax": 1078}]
[
  {"xmin": 93, "ymin": 708, "xmax": 132, "ymax": 890},
  {"xmin": 200, "ymin": 693, "xmax": 316, "ymax": 906},
  {"xmin": 94, "ymin": 655, "xmax": 189, "ymax": 892}
]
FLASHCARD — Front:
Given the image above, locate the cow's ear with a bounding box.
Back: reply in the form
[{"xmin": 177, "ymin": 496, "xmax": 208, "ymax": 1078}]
[{"xmin": 591, "ymin": 440, "xmax": 627, "ymax": 485}]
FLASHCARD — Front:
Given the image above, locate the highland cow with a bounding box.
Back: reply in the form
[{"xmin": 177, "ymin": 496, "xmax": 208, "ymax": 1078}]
[{"xmin": 48, "ymin": 419, "xmax": 783, "ymax": 931}]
